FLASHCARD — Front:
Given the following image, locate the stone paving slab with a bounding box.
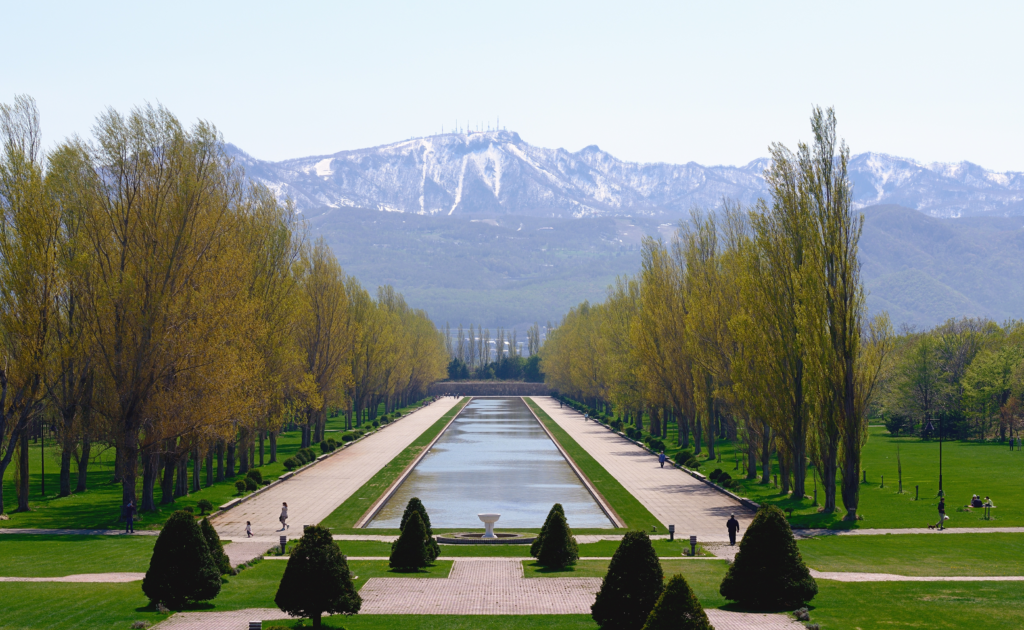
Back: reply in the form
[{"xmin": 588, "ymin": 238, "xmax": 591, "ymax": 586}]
[
  {"xmin": 211, "ymin": 398, "xmax": 462, "ymax": 542},
  {"xmin": 0, "ymin": 528, "xmax": 159, "ymax": 536},
  {"xmin": 0, "ymin": 572, "xmax": 145, "ymax": 583},
  {"xmin": 157, "ymin": 608, "xmax": 289, "ymax": 630},
  {"xmin": 531, "ymin": 397, "xmax": 753, "ymax": 542}
]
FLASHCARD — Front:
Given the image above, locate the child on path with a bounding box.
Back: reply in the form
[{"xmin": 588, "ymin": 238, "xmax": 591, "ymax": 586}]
[
  {"xmin": 659, "ymin": 451, "xmax": 667, "ymax": 468},
  {"xmin": 279, "ymin": 502, "xmax": 289, "ymax": 531},
  {"xmin": 245, "ymin": 521, "xmax": 253, "ymax": 538}
]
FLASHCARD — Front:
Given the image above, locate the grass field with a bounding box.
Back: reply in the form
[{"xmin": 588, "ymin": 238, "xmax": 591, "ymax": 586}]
[
  {"xmin": 317, "ymin": 538, "xmax": 703, "ymax": 558},
  {"xmin": 649, "ymin": 422, "xmax": 1024, "ymax": 530},
  {"xmin": 797, "ymin": 533, "xmax": 1024, "ymax": 576},
  {"xmin": 261, "ymin": 615, "xmax": 600, "ymax": 630},
  {"xmin": 319, "ymin": 398, "xmax": 470, "ymax": 534},
  {"xmin": 0, "ymin": 534, "xmax": 156, "ymax": 576},
  {"xmin": 0, "ymin": 400, "xmax": 428, "ymax": 531},
  {"xmin": 524, "ymin": 398, "xmax": 662, "ymax": 532}
]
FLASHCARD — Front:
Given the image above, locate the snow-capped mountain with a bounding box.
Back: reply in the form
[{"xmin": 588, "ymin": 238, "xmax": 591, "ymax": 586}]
[{"xmin": 228, "ymin": 131, "xmax": 1024, "ymax": 218}]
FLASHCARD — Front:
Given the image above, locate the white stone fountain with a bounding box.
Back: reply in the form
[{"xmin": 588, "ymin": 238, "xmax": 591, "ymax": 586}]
[{"xmin": 478, "ymin": 513, "xmax": 501, "ymax": 538}]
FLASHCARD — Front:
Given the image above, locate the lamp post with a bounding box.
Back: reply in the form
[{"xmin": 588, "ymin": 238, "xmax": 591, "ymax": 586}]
[{"xmin": 926, "ymin": 417, "xmax": 943, "ymax": 497}]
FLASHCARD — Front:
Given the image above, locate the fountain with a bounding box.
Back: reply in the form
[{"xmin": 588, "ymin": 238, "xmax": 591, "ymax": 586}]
[{"xmin": 478, "ymin": 513, "xmax": 501, "ymax": 538}]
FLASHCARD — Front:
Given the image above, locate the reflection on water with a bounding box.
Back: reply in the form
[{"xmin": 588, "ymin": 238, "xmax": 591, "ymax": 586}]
[{"xmin": 367, "ymin": 397, "xmax": 613, "ymax": 529}]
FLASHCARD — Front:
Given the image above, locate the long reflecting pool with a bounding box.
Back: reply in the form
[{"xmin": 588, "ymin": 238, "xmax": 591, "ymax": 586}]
[{"xmin": 367, "ymin": 397, "xmax": 613, "ymax": 529}]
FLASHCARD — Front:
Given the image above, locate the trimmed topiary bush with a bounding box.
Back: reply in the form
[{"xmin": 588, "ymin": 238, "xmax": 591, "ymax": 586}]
[
  {"xmin": 275, "ymin": 524, "xmax": 361, "ymax": 628},
  {"xmin": 721, "ymin": 478, "xmax": 734, "ymax": 489},
  {"xmin": 625, "ymin": 426, "xmax": 638, "ymax": 440},
  {"xmin": 244, "ymin": 477, "xmax": 258, "ymax": 491},
  {"xmin": 673, "ymin": 450, "xmax": 694, "ymax": 466},
  {"xmin": 327, "ymin": 438, "xmax": 338, "ymax": 450},
  {"xmin": 536, "ymin": 508, "xmax": 579, "ymax": 568},
  {"xmin": 389, "ymin": 511, "xmax": 430, "ymax": 571},
  {"xmin": 196, "ymin": 499, "xmax": 213, "ymax": 515},
  {"xmin": 142, "ymin": 510, "xmax": 221, "ymax": 608},
  {"xmin": 199, "ymin": 517, "xmax": 232, "ymax": 575},
  {"xmin": 283, "ymin": 457, "xmax": 298, "ymax": 470},
  {"xmin": 717, "ymin": 472, "xmax": 732, "ymax": 485},
  {"xmin": 591, "ymin": 530, "xmax": 664, "ymax": 630},
  {"xmin": 719, "ymin": 505, "xmax": 817, "ymax": 609},
  {"xmin": 234, "ymin": 480, "xmax": 247, "ymax": 494},
  {"xmin": 246, "ymin": 469, "xmax": 263, "ymax": 484},
  {"xmin": 531, "ymin": 503, "xmax": 565, "ymax": 558},
  {"xmin": 399, "ymin": 497, "xmax": 440, "ymax": 561},
  {"xmin": 641, "ymin": 573, "xmax": 713, "ymax": 630},
  {"xmin": 709, "ymin": 469, "xmax": 722, "ymax": 481},
  {"xmin": 684, "ymin": 457, "xmax": 699, "ymax": 469}
]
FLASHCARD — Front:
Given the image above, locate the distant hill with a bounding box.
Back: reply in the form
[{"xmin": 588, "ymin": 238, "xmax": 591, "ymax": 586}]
[
  {"xmin": 229, "ymin": 131, "xmax": 1024, "ymax": 219},
  {"xmin": 304, "ymin": 202, "xmax": 1024, "ymax": 332}
]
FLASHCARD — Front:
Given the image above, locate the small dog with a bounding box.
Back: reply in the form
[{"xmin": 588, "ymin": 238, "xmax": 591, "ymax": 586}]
[
  {"xmin": 928, "ymin": 524, "xmax": 936, "ymax": 529},
  {"xmin": 784, "ymin": 508, "xmax": 794, "ymax": 518}
]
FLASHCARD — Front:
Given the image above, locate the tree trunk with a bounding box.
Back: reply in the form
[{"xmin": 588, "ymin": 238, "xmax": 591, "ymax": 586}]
[
  {"xmin": 17, "ymin": 429, "xmax": 30, "ymax": 512},
  {"xmin": 269, "ymin": 431, "xmax": 278, "ymax": 463},
  {"xmin": 779, "ymin": 448, "xmax": 791, "ymax": 495},
  {"xmin": 192, "ymin": 447, "xmax": 201, "ymax": 492},
  {"xmin": 59, "ymin": 445, "xmax": 73, "ymax": 498},
  {"xmin": 746, "ymin": 431, "xmax": 758, "ymax": 480},
  {"xmin": 161, "ymin": 451, "xmax": 176, "ymax": 505},
  {"xmin": 226, "ymin": 442, "xmax": 236, "ymax": 477},
  {"xmin": 205, "ymin": 448, "xmax": 214, "ymax": 487},
  {"xmin": 75, "ymin": 435, "xmax": 91, "ymax": 493},
  {"xmin": 676, "ymin": 408, "xmax": 689, "ymax": 448},
  {"xmin": 238, "ymin": 429, "xmax": 250, "ymax": 475},
  {"xmin": 216, "ymin": 441, "xmax": 225, "ymax": 482},
  {"xmin": 141, "ymin": 445, "xmax": 158, "ymax": 512},
  {"xmin": 259, "ymin": 431, "xmax": 265, "ymax": 467},
  {"xmin": 760, "ymin": 421, "xmax": 771, "ymax": 484}
]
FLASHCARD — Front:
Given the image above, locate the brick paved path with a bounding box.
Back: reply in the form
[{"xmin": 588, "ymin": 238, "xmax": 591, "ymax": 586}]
[
  {"xmin": 530, "ymin": 397, "xmax": 753, "ymax": 542},
  {"xmin": 157, "ymin": 608, "xmax": 289, "ymax": 630},
  {"xmin": 0, "ymin": 572, "xmax": 145, "ymax": 583},
  {"xmin": 212, "ymin": 398, "xmax": 462, "ymax": 543}
]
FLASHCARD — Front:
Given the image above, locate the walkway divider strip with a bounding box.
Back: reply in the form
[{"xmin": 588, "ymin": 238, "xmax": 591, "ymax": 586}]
[
  {"xmin": 522, "ymin": 397, "xmax": 626, "ymax": 528},
  {"xmin": 354, "ymin": 397, "xmax": 472, "ymax": 528}
]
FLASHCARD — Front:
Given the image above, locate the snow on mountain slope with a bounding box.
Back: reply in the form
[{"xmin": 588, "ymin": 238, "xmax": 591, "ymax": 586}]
[{"xmin": 227, "ymin": 132, "xmax": 1024, "ymax": 218}]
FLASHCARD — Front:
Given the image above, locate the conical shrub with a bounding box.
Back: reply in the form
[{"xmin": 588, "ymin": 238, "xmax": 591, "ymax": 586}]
[
  {"xmin": 142, "ymin": 510, "xmax": 221, "ymax": 608},
  {"xmin": 389, "ymin": 511, "xmax": 430, "ymax": 571},
  {"xmin": 400, "ymin": 497, "xmax": 440, "ymax": 561},
  {"xmin": 536, "ymin": 509, "xmax": 578, "ymax": 568},
  {"xmin": 591, "ymin": 530, "xmax": 664, "ymax": 630},
  {"xmin": 642, "ymin": 574, "xmax": 713, "ymax": 630},
  {"xmin": 275, "ymin": 524, "xmax": 361, "ymax": 628},
  {"xmin": 531, "ymin": 503, "xmax": 565, "ymax": 558},
  {"xmin": 199, "ymin": 517, "xmax": 232, "ymax": 575},
  {"xmin": 719, "ymin": 505, "xmax": 817, "ymax": 609}
]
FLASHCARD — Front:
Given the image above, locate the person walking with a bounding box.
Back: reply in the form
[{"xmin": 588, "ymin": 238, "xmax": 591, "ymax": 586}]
[
  {"xmin": 245, "ymin": 521, "xmax": 253, "ymax": 538},
  {"xmin": 658, "ymin": 451, "xmax": 667, "ymax": 468},
  {"xmin": 936, "ymin": 497, "xmax": 946, "ymax": 530},
  {"xmin": 727, "ymin": 514, "xmax": 740, "ymax": 546},
  {"xmin": 125, "ymin": 500, "xmax": 136, "ymax": 534},
  {"xmin": 279, "ymin": 502, "xmax": 289, "ymax": 531}
]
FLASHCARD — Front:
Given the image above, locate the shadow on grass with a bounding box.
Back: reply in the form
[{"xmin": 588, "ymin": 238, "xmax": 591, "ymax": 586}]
[
  {"xmin": 387, "ymin": 565, "xmax": 437, "ymax": 575},
  {"xmin": 717, "ymin": 602, "xmax": 816, "ymax": 615},
  {"xmin": 525, "ymin": 561, "xmax": 580, "ymax": 574}
]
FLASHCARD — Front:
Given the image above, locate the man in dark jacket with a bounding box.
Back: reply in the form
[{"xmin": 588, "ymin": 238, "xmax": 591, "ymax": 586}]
[
  {"xmin": 125, "ymin": 500, "xmax": 136, "ymax": 534},
  {"xmin": 726, "ymin": 514, "xmax": 740, "ymax": 545}
]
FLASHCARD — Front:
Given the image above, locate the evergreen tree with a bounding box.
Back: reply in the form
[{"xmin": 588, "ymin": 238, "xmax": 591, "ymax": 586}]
[
  {"xmin": 719, "ymin": 505, "xmax": 817, "ymax": 609},
  {"xmin": 199, "ymin": 517, "xmax": 232, "ymax": 575},
  {"xmin": 275, "ymin": 525, "xmax": 361, "ymax": 628},
  {"xmin": 531, "ymin": 503, "xmax": 566, "ymax": 557},
  {"xmin": 591, "ymin": 530, "xmax": 664, "ymax": 630},
  {"xmin": 389, "ymin": 511, "xmax": 430, "ymax": 571},
  {"xmin": 642, "ymin": 574, "xmax": 713, "ymax": 630},
  {"xmin": 142, "ymin": 510, "xmax": 221, "ymax": 608},
  {"xmin": 400, "ymin": 497, "xmax": 440, "ymax": 561},
  {"xmin": 536, "ymin": 508, "xmax": 578, "ymax": 568}
]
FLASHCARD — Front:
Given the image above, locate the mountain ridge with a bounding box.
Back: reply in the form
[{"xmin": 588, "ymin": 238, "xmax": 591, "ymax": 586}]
[{"xmin": 227, "ymin": 131, "xmax": 1024, "ymax": 218}]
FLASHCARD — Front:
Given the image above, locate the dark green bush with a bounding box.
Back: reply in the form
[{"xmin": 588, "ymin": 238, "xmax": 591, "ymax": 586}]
[
  {"xmin": 399, "ymin": 497, "xmax": 441, "ymax": 561},
  {"xmin": 199, "ymin": 517, "xmax": 232, "ymax": 575},
  {"xmin": 641, "ymin": 573, "xmax": 713, "ymax": 630},
  {"xmin": 536, "ymin": 508, "xmax": 579, "ymax": 568},
  {"xmin": 275, "ymin": 524, "xmax": 361, "ymax": 627},
  {"xmin": 283, "ymin": 457, "xmax": 298, "ymax": 470},
  {"xmin": 625, "ymin": 426, "xmax": 638, "ymax": 439},
  {"xmin": 246, "ymin": 469, "xmax": 263, "ymax": 484},
  {"xmin": 389, "ymin": 511, "xmax": 430, "ymax": 571},
  {"xmin": 710, "ymin": 469, "xmax": 723, "ymax": 481},
  {"xmin": 181, "ymin": 506, "xmax": 194, "ymax": 514},
  {"xmin": 718, "ymin": 472, "xmax": 732, "ymax": 485},
  {"xmin": 372, "ymin": 420, "xmax": 379, "ymax": 428},
  {"xmin": 648, "ymin": 438, "xmax": 665, "ymax": 452},
  {"xmin": 719, "ymin": 505, "xmax": 817, "ymax": 609},
  {"xmin": 341, "ymin": 434, "xmax": 355, "ymax": 442},
  {"xmin": 327, "ymin": 438, "xmax": 338, "ymax": 450},
  {"xmin": 319, "ymin": 440, "xmax": 333, "ymax": 454},
  {"xmin": 234, "ymin": 480, "xmax": 247, "ymax": 494},
  {"xmin": 674, "ymin": 450, "xmax": 694, "ymax": 466},
  {"xmin": 244, "ymin": 477, "xmax": 258, "ymax": 491},
  {"xmin": 142, "ymin": 510, "xmax": 221, "ymax": 608},
  {"xmin": 298, "ymin": 447, "xmax": 316, "ymax": 462},
  {"xmin": 592, "ymin": 530, "xmax": 664, "ymax": 630},
  {"xmin": 611, "ymin": 419, "xmax": 624, "ymax": 431},
  {"xmin": 197, "ymin": 499, "xmax": 213, "ymax": 515},
  {"xmin": 684, "ymin": 457, "xmax": 700, "ymax": 468},
  {"xmin": 721, "ymin": 478, "xmax": 734, "ymax": 489}
]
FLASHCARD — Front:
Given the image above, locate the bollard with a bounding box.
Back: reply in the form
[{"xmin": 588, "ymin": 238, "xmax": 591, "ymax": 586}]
[
  {"xmin": 689, "ymin": 535, "xmax": 697, "ymax": 557},
  {"xmin": 880, "ymin": 475, "xmax": 884, "ymax": 489},
  {"xmin": 863, "ymin": 469, "xmax": 867, "ymax": 483},
  {"xmin": 773, "ymin": 474, "xmax": 778, "ymax": 488},
  {"xmin": 915, "ymin": 485, "xmax": 919, "ymax": 501},
  {"xmin": 668, "ymin": 524, "xmax": 675, "ymax": 542},
  {"xmin": 280, "ymin": 535, "xmax": 287, "ymax": 555},
  {"xmin": 249, "ymin": 621, "xmax": 262, "ymax": 630}
]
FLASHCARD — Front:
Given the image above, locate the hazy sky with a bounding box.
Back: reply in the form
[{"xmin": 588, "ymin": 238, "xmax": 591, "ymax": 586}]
[{"xmin": 5, "ymin": 1, "xmax": 1022, "ymax": 170}]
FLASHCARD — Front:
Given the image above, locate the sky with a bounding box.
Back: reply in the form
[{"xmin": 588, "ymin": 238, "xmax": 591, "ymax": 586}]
[{"xmin": 4, "ymin": 1, "xmax": 1023, "ymax": 170}]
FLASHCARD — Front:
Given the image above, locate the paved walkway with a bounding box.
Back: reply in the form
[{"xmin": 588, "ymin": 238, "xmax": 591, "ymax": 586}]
[
  {"xmin": 530, "ymin": 397, "xmax": 753, "ymax": 542},
  {"xmin": 212, "ymin": 398, "xmax": 462, "ymax": 548},
  {"xmin": 0, "ymin": 572, "xmax": 145, "ymax": 583}
]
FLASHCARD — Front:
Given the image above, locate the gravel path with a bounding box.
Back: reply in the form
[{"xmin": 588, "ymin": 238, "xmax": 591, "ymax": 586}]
[{"xmin": 531, "ymin": 396, "xmax": 753, "ymax": 542}]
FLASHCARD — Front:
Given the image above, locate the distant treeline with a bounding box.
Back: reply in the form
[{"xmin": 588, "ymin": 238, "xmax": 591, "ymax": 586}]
[{"xmin": 441, "ymin": 322, "xmax": 545, "ymax": 382}]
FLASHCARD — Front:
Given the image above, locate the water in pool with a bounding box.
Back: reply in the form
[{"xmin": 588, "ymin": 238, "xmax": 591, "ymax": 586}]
[{"xmin": 367, "ymin": 397, "xmax": 614, "ymax": 529}]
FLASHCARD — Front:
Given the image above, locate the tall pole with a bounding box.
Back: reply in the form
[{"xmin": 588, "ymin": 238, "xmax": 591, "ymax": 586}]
[
  {"xmin": 938, "ymin": 416, "xmax": 944, "ymax": 497},
  {"xmin": 40, "ymin": 420, "xmax": 45, "ymax": 497}
]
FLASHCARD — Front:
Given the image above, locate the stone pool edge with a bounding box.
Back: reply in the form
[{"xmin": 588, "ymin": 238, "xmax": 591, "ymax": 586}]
[
  {"xmin": 522, "ymin": 396, "xmax": 626, "ymax": 528},
  {"xmin": 354, "ymin": 397, "xmax": 473, "ymax": 528}
]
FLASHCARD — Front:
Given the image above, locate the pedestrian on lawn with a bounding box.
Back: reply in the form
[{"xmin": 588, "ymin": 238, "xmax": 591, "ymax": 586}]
[
  {"xmin": 246, "ymin": 521, "xmax": 253, "ymax": 538},
  {"xmin": 125, "ymin": 500, "xmax": 136, "ymax": 534},
  {"xmin": 658, "ymin": 451, "xmax": 667, "ymax": 468},
  {"xmin": 280, "ymin": 502, "xmax": 289, "ymax": 530},
  {"xmin": 726, "ymin": 513, "xmax": 740, "ymax": 546},
  {"xmin": 936, "ymin": 497, "xmax": 946, "ymax": 530}
]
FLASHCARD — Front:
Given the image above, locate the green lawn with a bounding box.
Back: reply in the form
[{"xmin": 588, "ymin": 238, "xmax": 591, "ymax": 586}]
[
  {"xmin": 319, "ymin": 538, "xmax": 701, "ymax": 559},
  {"xmin": 319, "ymin": 398, "xmax": 470, "ymax": 534},
  {"xmin": 0, "ymin": 534, "xmax": 156, "ymax": 577},
  {"xmin": 665, "ymin": 425, "xmax": 1024, "ymax": 530},
  {"xmin": 798, "ymin": 533, "xmax": 1024, "ymax": 576},
  {"xmin": 524, "ymin": 398, "xmax": 662, "ymax": 532},
  {"xmin": 263, "ymin": 615, "xmax": 600, "ymax": 630}
]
